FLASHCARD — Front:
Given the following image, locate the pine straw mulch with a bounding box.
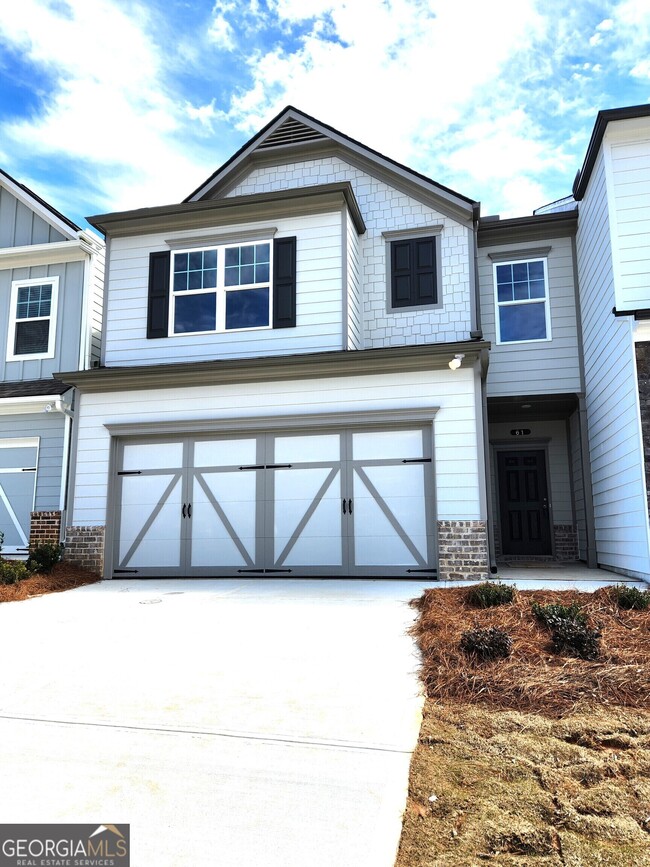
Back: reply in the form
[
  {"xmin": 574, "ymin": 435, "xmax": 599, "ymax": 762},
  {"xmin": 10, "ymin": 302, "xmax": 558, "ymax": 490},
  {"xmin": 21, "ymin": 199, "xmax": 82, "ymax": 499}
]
[
  {"xmin": 0, "ymin": 562, "xmax": 100, "ymax": 603},
  {"xmin": 410, "ymin": 585, "xmax": 650, "ymax": 715},
  {"xmin": 395, "ymin": 585, "xmax": 650, "ymax": 867}
]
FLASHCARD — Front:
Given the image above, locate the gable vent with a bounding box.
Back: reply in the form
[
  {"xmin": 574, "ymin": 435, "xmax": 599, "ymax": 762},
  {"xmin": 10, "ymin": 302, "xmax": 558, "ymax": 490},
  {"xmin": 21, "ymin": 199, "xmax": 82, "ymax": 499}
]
[{"xmin": 257, "ymin": 118, "xmax": 327, "ymax": 150}]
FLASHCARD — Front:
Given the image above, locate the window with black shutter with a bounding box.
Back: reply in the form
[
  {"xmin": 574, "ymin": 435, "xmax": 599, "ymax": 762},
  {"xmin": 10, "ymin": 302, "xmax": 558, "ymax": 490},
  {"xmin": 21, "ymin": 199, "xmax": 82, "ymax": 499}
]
[{"xmin": 390, "ymin": 236, "xmax": 438, "ymax": 309}]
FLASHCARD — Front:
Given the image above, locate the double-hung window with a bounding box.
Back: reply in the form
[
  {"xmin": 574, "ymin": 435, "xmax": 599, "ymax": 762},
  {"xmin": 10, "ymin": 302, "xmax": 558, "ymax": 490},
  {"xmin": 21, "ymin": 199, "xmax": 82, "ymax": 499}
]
[
  {"xmin": 494, "ymin": 258, "xmax": 551, "ymax": 344},
  {"xmin": 7, "ymin": 277, "xmax": 59, "ymax": 361},
  {"xmin": 171, "ymin": 242, "xmax": 272, "ymax": 335}
]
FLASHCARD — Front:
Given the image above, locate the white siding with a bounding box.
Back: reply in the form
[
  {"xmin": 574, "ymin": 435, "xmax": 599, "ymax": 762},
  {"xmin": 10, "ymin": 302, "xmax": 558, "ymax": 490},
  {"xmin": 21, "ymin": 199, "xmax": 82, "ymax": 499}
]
[
  {"xmin": 479, "ymin": 236, "xmax": 582, "ymax": 397},
  {"xmin": 346, "ymin": 209, "xmax": 362, "ymax": 349},
  {"xmin": 89, "ymin": 245, "xmax": 105, "ymax": 367},
  {"xmin": 576, "ymin": 147, "xmax": 650, "ymax": 578},
  {"xmin": 103, "ymin": 212, "xmax": 344, "ymax": 366},
  {"xmin": 606, "ymin": 129, "xmax": 650, "ymax": 311},
  {"xmin": 71, "ymin": 367, "xmax": 482, "ymax": 526},
  {"xmin": 226, "ymin": 156, "xmax": 473, "ymax": 346}
]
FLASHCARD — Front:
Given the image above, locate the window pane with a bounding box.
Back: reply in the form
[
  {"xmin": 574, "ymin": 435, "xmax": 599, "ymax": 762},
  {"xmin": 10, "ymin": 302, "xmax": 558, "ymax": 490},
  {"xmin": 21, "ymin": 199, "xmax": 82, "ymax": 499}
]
[
  {"xmin": 240, "ymin": 265, "xmax": 254, "ymax": 285},
  {"xmin": 497, "ymin": 282, "xmax": 513, "ymax": 302},
  {"xmin": 174, "ymin": 253, "xmax": 188, "ymax": 272},
  {"xmin": 203, "ymin": 268, "xmax": 217, "ymax": 289},
  {"xmin": 529, "ymin": 279, "xmax": 546, "ymax": 299},
  {"xmin": 203, "ymin": 249, "xmax": 217, "ymax": 270},
  {"xmin": 499, "ymin": 302, "xmax": 547, "ymax": 342},
  {"xmin": 528, "ymin": 260, "xmax": 544, "ymax": 280},
  {"xmin": 257, "ymin": 243, "xmax": 270, "ymax": 263},
  {"xmin": 513, "ymin": 280, "xmax": 529, "ymax": 301},
  {"xmin": 17, "ymin": 284, "xmax": 52, "ymax": 318},
  {"xmin": 512, "ymin": 262, "xmax": 529, "ymax": 282},
  {"xmin": 224, "ymin": 266, "xmax": 239, "ymax": 287},
  {"xmin": 174, "ymin": 293, "xmax": 216, "ymax": 333},
  {"xmin": 225, "ymin": 247, "xmax": 239, "ymax": 267},
  {"xmin": 174, "ymin": 271, "xmax": 188, "ymax": 292},
  {"xmin": 188, "ymin": 251, "xmax": 203, "ymax": 271},
  {"xmin": 15, "ymin": 320, "xmax": 49, "ymax": 355},
  {"xmin": 225, "ymin": 287, "xmax": 269, "ymax": 330},
  {"xmin": 496, "ymin": 264, "xmax": 512, "ymax": 284},
  {"xmin": 188, "ymin": 269, "xmax": 203, "ymax": 290},
  {"xmin": 256, "ymin": 263, "xmax": 269, "ymax": 283},
  {"xmin": 240, "ymin": 245, "xmax": 255, "ymax": 265}
]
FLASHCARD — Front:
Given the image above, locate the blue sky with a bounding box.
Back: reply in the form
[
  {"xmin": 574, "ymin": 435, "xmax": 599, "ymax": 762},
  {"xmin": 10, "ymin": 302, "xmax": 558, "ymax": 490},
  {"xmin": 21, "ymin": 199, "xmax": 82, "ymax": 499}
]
[{"xmin": 0, "ymin": 0, "xmax": 649, "ymax": 229}]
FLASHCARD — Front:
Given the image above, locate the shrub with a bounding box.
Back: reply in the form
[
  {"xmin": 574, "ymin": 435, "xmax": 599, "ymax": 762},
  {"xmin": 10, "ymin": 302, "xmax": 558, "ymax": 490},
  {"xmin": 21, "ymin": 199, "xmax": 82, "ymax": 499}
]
[
  {"xmin": 0, "ymin": 559, "xmax": 30, "ymax": 585},
  {"xmin": 550, "ymin": 618, "xmax": 601, "ymax": 660},
  {"xmin": 466, "ymin": 581, "xmax": 515, "ymax": 608},
  {"xmin": 460, "ymin": 625, "xmax": 512, "ymax": 660},
  {"xmin": 531, "ymin": 601, "xmax": 586, "ymax": 629},
  {"xmin": 611, "ymin": 584, "xmax": 650, "ymax": 611},
  {"xmin": 27, "ymin": 543, "xmax": 64, "ymax": 575}
]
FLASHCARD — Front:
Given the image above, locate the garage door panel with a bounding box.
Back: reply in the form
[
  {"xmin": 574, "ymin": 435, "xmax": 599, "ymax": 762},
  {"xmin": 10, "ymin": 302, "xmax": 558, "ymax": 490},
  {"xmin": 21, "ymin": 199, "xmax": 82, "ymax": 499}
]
[
  {"xmin": 0, "ymin": 472, "xmax": 35, "ymax": 548},
  {"xmin": 358, "ymin": 465, "xmax": 428, "ymax": 542},
  {"xmin": 117, "ymin": 473, "xmax": 183, "ymax": 568},
  {"xmin": 351, "ymin": 429, "xmax": 424, "ymax": 461},
  {"xmin": 121, "ymin": 441, "xmax": 183, "ymax": 472},
  {"xmin": 191, "ymin": 471, "xmax": 257, "ymax": 567},
  {"xmin": 193, "ymin": 437, "xmax": 257, "ymax": 468},
  {"xmin": 273, "ymin": 433, "xmax": 341, "ymax": 463}
]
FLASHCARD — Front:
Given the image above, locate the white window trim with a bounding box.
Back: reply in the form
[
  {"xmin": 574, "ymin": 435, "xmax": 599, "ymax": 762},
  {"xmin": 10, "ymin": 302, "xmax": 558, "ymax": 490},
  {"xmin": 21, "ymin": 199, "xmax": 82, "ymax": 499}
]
[
  {"xmin": 493, "ymin": 257, "xmax": 552, "ymax": 345},
  {"xmin": 7, "ymin": 276, "xmax": 59, "ymax": 362},
  {"xmin": 168, "ymin": 242, "xmax": 274, "ymax": 336}
]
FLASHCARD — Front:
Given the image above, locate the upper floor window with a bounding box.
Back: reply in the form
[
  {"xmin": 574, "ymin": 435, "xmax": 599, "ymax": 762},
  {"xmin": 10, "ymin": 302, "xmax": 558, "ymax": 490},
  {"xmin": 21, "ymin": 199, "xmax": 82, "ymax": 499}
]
[
  {"xmin": 7, "ymin": 277, "xmax": 59, "ymax": 361},
  {"xmin": 388, "ymin": 234, "xmax": 440, "ymax": 311},
  {"xmin": 171, "ymin": 242, "xmax": 271, "ymax": 335},
  {"xmin": 494, "ymin": 258, "xmax": 551, "ymax": 344}
]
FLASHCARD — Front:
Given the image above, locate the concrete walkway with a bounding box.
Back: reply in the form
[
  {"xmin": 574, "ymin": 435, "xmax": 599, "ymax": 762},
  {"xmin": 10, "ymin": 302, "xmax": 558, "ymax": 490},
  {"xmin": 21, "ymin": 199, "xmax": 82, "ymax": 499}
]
[{"xmin": 0, "ymin": 578, "xmax": 430, "ymax": 867}]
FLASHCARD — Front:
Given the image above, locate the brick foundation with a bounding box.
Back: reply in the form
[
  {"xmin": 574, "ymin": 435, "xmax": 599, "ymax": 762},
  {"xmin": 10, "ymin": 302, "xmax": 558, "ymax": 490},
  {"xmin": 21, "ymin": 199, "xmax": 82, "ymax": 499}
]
[
  {"xmin": 30, "ymin": 511, "xmax": 62, "ymax": 547},
  {"xmin": 437, "ymin": 520, "xmax": 489, "ymax": 581},
  {"xmin": 553, "ymin": 524, "xmax": 579, "ymax": 561},
  {"xmin": 63, "ymin": 526, "xmax": 105, "ymax": 575}
]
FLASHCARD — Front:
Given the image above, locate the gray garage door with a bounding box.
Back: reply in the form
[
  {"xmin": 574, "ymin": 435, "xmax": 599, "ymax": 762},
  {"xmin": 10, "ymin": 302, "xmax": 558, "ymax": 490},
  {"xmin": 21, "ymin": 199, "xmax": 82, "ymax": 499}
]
[
  {"xmin": 111, "ymin": 427, "xmax": 436, "ymax": 577},
  {"xmin": 0, "ymin": 440, "xmax": 38, "ymax": 555}
]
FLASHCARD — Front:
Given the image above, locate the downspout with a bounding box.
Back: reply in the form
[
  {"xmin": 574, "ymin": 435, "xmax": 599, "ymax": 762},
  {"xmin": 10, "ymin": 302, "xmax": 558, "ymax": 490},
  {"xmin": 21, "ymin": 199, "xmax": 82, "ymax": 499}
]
[
  {"xmin": 470, "ymin": 202, "xmax": 483, "ymax": 339},
  {"xmin": 51, "ymin": 398, "xmax": 74, "ymax": 539}
]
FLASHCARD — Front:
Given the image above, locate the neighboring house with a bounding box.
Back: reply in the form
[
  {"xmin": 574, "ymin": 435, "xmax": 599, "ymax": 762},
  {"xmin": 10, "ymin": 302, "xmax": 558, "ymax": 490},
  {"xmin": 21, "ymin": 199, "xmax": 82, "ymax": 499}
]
[
  {"xmin": 57, "ymin": 104, "xmax": 650, "ymax": 582},
  {"xmin": 0, "ymin": 169, "xmax": 104, "ymax": 555}
]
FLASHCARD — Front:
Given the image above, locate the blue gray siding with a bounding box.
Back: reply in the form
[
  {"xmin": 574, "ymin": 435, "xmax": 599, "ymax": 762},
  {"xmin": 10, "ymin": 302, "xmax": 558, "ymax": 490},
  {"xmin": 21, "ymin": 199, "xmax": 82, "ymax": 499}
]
[
  {"xmin": 0, "ymin": 187, "xmax": 66, "ymax": 248},
  {"xmin": 0, "ymin": 413, "xmax": 66, "ymax": 510}
]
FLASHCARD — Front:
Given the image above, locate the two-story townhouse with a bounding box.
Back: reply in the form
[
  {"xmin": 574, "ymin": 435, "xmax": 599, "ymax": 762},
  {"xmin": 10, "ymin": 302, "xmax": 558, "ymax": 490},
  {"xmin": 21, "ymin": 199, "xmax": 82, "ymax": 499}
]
[
  {"xmin": 477, "ymin": 209, "xmax": 596, "ymax": 571},
  {"xmin": 572, "ymin": 105, "xmax": 650, "ymax": 581},
  {"xmin": 59, "ymin": 107, "xmax": 492, "ymax": 580},
  {"xmin": 0, "ymin": 169, "xmax": 104, "ymax": 555}
]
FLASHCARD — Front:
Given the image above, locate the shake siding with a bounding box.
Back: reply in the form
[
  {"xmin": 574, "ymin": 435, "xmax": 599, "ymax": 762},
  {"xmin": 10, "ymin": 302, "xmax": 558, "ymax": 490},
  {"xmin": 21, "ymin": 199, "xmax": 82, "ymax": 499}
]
[
  {"xmin": 0, "ymin": 413, "xmax": 65, "ymax": 510},
  {"xmin": 0, "ymin": 187, "xmax": 66, "ymax": 248},
  {"xmin": 346, "ymin": 210, "xmax": 362, "ymax": 349},
  {"xmin": 608, "ymin": 138, "xmax": 650, "ymax": 310},
  {"xmin": 569, "ymin": 410, "xmax": 587, "ymax": 560},
  {"xmin": 576, "ymin": 148, "xmax": 650, "ymax": 576},
  {"xmin": 103, "ymin": 212, "xmax": 344, "ymax": 365},
  {"xmin": 71, "ymin": 368, "xmax": 482, "ymax": 526},
  {"xmin": 479, "ymin": 236, "xmax": 581, "ymax": 397},
  {"xmin": 225, "ymin": 156, "xmax": 473, "ymax": 346}
]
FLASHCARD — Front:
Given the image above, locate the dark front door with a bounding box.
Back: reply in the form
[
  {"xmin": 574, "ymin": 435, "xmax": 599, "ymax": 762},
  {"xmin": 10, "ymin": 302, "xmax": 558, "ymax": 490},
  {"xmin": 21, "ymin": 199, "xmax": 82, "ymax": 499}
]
[{"xmin": 497, "ymin": 450, "xmax": 552, "ymax": 556}]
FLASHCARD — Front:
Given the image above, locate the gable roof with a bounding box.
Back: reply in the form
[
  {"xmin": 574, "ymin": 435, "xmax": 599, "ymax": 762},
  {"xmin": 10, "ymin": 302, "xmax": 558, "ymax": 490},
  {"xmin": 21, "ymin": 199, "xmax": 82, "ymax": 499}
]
[
  {"xmin": 184, "ymin": 106, "xmax": 478, "ymax": 220},
  {"xmin": 573, "ymin": 103, "xmax": 650, "ymax": 200},
  {"xmin": 0, "ymin": 167, "xmax": 81, "ymax": 237}
]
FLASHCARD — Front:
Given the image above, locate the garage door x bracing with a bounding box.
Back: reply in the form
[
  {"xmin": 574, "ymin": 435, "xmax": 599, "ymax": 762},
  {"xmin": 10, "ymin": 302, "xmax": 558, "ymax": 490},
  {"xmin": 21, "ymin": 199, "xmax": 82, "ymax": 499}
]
[{"xmin": 112, "ymin": 427, "xmax": 436, "ymax": 577}]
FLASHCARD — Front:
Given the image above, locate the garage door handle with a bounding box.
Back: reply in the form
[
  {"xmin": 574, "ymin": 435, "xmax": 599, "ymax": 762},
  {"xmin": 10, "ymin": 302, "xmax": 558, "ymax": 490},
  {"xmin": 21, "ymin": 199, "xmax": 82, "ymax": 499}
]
[
  {"xmin": 348, "ymin": 498, "xmax": 353, "ymax": 514},
  {"xmin": 342, "ymin": 498, "xmax": 347, "ymax": 514},
  {"xmin": 182, "ymin": 503, "xmax": 187, "ymax": 518},
  {"xmin": 188, "ymin": 503, "xmax": 192, "ymax": 518}
]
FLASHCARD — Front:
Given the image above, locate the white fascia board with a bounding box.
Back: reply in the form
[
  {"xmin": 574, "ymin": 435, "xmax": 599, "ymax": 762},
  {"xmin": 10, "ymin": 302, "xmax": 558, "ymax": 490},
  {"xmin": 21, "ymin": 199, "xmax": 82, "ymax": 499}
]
[
  {"xmin": 0, "ymin": 395, "xmax": 72, "ymax": 415},
  {"xmin": 0, "ymin": 175, "xmax": 78, "ymax": 240},
  {"xmin": 0, "ymin": 239, "xmax": 93, "ymax": 270}
]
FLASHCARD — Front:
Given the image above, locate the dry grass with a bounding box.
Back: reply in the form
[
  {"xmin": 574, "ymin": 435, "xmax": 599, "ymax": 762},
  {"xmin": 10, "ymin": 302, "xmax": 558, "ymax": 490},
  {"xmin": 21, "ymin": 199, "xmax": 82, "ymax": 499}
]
[
  {"xmin": 396, "ymin": 584, "xmax": 650, "ymax": 866},
  {"xmin": 0, "ymin": 562, "xmax": 100, "ymax": 603},
  {"xmin": 411, "ymin": 585, "xmax": 650, "ymax": 715}
]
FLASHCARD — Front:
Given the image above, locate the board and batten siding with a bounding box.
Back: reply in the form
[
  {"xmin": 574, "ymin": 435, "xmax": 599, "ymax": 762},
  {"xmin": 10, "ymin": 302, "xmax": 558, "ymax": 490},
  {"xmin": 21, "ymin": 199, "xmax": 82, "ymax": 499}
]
[
  {"xmin": 576, "ymin": 146, "xmax": 650, "ymax": 578},
  {"xmin": 0, "ymin": 259, "xmax": 85, "ymax": 380},
  {"xmin": 0, "ymin": 413, "xmax": 66, "ymax": 511},
  {"xmin": 605, "ymin": 123, "xmax": 650, "ymax": 312},
  {"xmin": 346, "ymin": 209, "xmax": 362, "ymax": 349},
  {"xmin": 224, "ymin": 155, "xmax": 473, "ymax": 347},
  {"xmin": 70, "ymin": 368, "xmax": 483, "ymax": 528},
  {"xmin": 479, "ymin": 236, "xmax": 582, "ymax": 397},
  {"xmin": 0, "ymin": 187, "xmax": 66, "ymax": 248},
  {"xmin": 103, "ymin": 212, "xmax": 345, "ymax": 366}
]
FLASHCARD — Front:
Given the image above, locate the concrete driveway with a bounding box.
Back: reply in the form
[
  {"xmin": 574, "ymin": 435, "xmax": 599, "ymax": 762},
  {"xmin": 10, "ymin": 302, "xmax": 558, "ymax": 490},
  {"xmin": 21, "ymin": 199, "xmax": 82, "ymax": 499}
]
[{"xmin": 0, "ymin": 578, "xmax": 429, "ymax": 867}]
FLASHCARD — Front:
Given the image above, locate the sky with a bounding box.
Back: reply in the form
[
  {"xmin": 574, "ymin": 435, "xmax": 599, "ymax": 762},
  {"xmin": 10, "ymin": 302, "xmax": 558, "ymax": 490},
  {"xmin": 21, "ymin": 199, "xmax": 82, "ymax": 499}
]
[{"xmin": 0, "ymin": 0, "xmax": 649, "ymax": 230}]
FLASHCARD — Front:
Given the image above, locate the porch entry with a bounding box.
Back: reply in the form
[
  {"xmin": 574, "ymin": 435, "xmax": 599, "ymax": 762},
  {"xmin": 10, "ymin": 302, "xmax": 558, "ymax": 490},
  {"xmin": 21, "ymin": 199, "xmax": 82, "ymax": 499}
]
[
  {"xmin": 497, "ymin": 449, "xmax": 552, "ymax": 556},
  {"xmin": 111, "ymin": 426, "xmax": 436, "ymax": 577}
]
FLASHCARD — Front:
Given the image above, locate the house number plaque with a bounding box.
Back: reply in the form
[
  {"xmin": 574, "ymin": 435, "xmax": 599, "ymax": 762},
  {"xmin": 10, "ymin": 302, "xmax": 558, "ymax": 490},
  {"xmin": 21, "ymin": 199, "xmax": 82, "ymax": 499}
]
[{"xmin": 510, "ymin": 429, "xmax": 531, "ymax": 436}]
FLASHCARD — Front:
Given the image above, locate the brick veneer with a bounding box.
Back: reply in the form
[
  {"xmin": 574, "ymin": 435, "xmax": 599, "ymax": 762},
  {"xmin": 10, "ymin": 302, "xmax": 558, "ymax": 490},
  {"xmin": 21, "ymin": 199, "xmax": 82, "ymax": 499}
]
[
  {"xmin": 437, "ymin": 520, "xmax": 489, "ymax": 581},
  {"xmin": 29, "ymin": 511, "xmax": 62, "ymax": 547},
  {"xmin": 636, "ymin": 342, "xmax": 650, "ymax": 519},
  {"xmin": 553, "ymin": 524, "xmax": 579, "ymax": 561},
  {"xmin": 64, "ymin": 526, "xmax": 105, "ymax": 575}
]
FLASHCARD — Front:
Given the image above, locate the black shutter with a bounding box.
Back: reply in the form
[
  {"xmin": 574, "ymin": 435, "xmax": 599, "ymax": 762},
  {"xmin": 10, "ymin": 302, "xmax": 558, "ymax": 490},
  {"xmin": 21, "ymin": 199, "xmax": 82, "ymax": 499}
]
[
  {"xmin": 273, "ymin": 237, "xmax": 297, "ymax": 328},
  {"xmin": 147, "ymin": 251, "xmax": 170, "ymax": 338},
  {"xmin": 391, "ymin": 237, "xmax": 437, "ymax": 308}
]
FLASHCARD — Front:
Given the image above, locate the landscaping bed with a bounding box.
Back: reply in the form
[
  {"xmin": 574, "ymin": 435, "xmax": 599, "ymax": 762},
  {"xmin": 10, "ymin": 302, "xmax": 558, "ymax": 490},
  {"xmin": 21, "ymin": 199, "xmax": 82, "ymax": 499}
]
[
  {"xmin": 396, "ymin": 584, "xmax": 650, "ymax": 866},
  {"xmin": 0, "ymin": 545, "xmax": 100, "ymax": 603}
]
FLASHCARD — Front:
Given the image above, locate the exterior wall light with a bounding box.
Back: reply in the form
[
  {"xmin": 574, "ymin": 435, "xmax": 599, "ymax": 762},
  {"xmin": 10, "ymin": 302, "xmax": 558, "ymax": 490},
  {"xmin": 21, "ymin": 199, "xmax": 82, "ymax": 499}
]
[{"xmin": 449, "ymin": 353, "xmax": 465, "ymax": 370}]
